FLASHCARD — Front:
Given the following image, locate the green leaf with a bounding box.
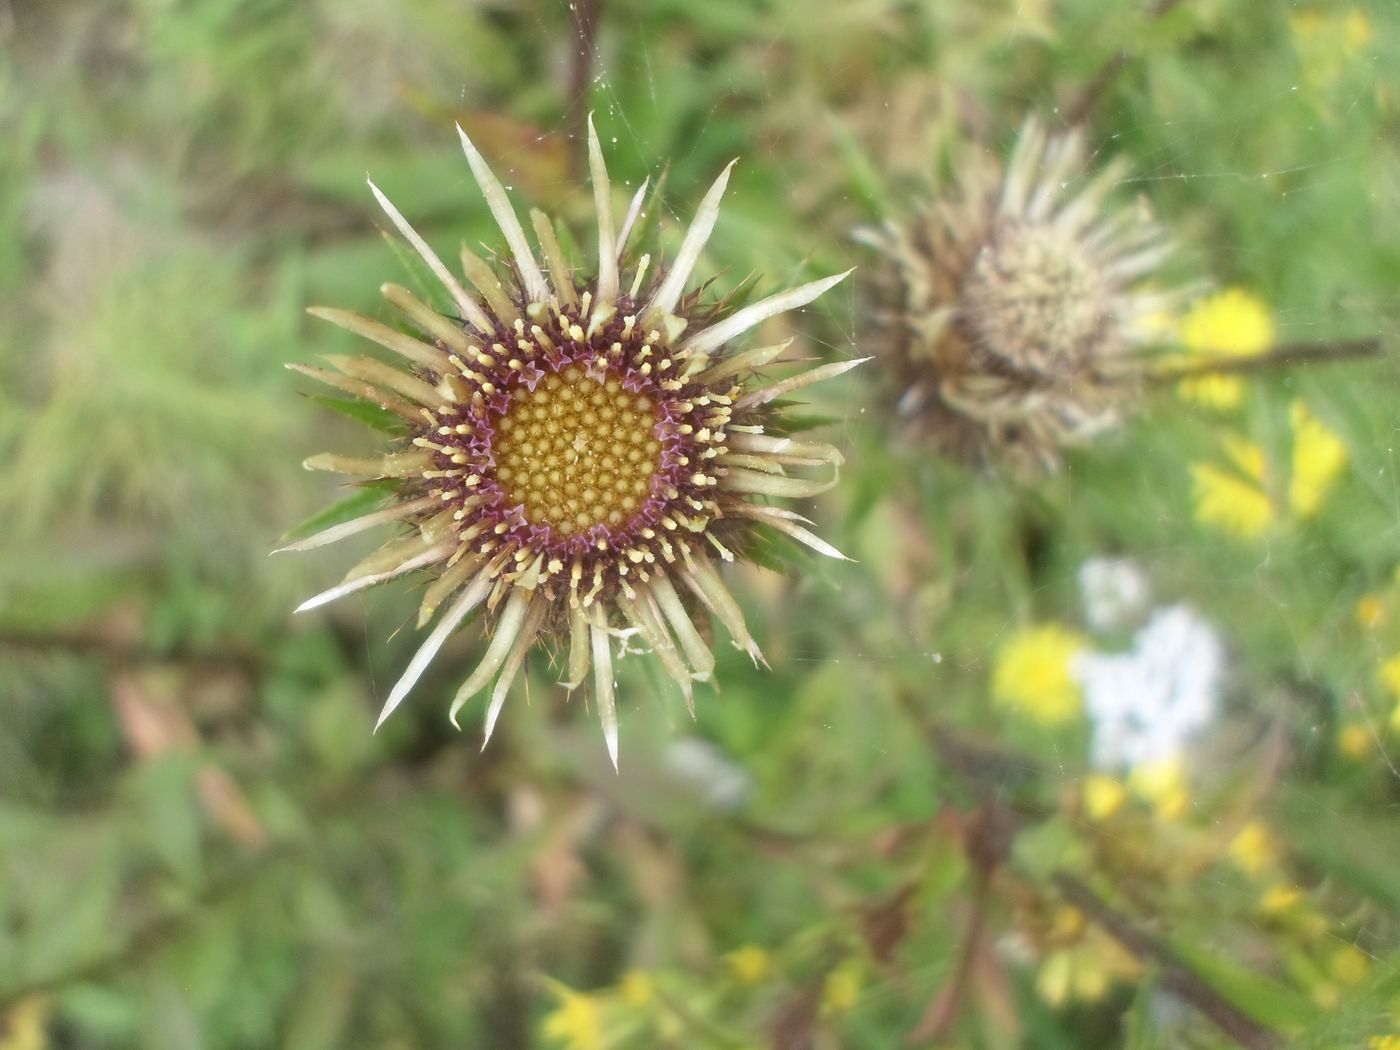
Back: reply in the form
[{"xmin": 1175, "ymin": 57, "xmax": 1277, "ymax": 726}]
[
  {"xmin": 128, "ymin": 754, "xmax": 203, "ymax": 886},
  {"xmin": 773, "ymin": 412, "xmax": 842, "ymax": 434},
  {"xmin": 11, "ymin": 830, "xmax": 122, "ymax": 987},
  {"xmin": 715, "ymin": 270, "xmax": 763, "ymax": 313},
  {"xmin": 828, "ymin": 116, "xmax": 894, "ymax": 218},
  {"xmin": 1277, "ymin": 785, "xmax": 1400, "ymax": 912},
  {"xmin": 309, "ymin": 394, "xmax": 405, "ymax": 434},
  {"xmin": 1292, "ymin": 946, "xmax": 1400, "ymax": 1049},
  {"xmin": 742, "ymin": 521, "xmax": 803, "ymax": 576},
  {"xmin": 380, "ymin": 226, "xmax": 449, "ymax": 311},
  {"xmin": 59, "ymin": 983, "xmax": 141, "ymax": 1042},
  {"xmin": 281, "ymin": 953, "xmax": 357, "ymax": 1050},
  {"xmin": 305, "ymin": 683, "xmax": 374, "ymax": 779},
  {"xmin": 1011, "ymin": 817, "xmax": 1084, "ymax": 880},
  {"xmin": 1169, "ymin": 940, "xmax": 1319, "ymax": 1031},
  {"xmin": 620, "ymin": 170, "xmax": 669, "ymax": 271},
  {"xmin": 281, "ymin": 481, "xmax": 399, "ymax": 543}
]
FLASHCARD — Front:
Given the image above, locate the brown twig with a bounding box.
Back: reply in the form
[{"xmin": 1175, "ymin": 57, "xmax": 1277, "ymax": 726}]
[
  {"xmin": 905, "ymin": 783, "xmax": 1018, "ymax": 1042},
  {"xmin": 1054, "ymin": 873, "xmax": 1279, "ymax": 1050},
  {"xmin": 1064, "ymin": 0, "xmax": 1186, "ymax": 127},
  {"xmin": 565, "ymin": 0, "xmax": 604, "ymax": 176},
  {"xmin": 908, "ymin": 868, "xmax": 993, "ymax": 1043},
  {"xmin": 0, "ymin": 628, "xmax": 261, "ymax": 676},
  {"xmin": 1146, "ymin": 337, "xmax": 1382, "ymax": 383},
  {"xmin": 893, "ymin": 688, "xmax": 1043, "ymax": 807}
]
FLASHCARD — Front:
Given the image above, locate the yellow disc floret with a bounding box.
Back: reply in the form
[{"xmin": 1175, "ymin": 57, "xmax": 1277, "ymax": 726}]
[{"xmin": 492, "ymin": 366, "xmax": 662, "ymax": 536}]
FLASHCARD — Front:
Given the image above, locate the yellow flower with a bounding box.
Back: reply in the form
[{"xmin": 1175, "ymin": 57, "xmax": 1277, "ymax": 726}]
[
  {"xmin": 1338, "ymin": 722, "xmax": 1373, "ymax": 760},
  {"xmin": 821, "ymin": 962, "xmax": 863, "ymax": 1015},
  {"xmin": 1036, "ymin": 950, "xmax": 1077, "ymax": 1007},
  {"xmin": 0, "ymin": 996, "xmax": 49, "ymax": 1050},
  {"xmin": 1177, "ymin": 289, "xmax": 1274, "ymax": 410},
  {"xmin": 1191, "ymin": 434, "xmax": 1273, "ymax": 538},
  {"xmin": 1379, "ymin": 654, "xmax": 1400, "ymax": 701},
  {"xmin": 618, "ymin": 970, "xmax": 654, "ymax": 1007},
  {"xmin": 1382, "ymin": 654, "xmax": 1400, "ymax": 732},
  {"xmin": 1180, "ymin": 374, "xmax": 1245, "ymax": 412},
  {"xmin": 1356, "ymin": 595, "xmax": 1386, "ymax": 629},
  {"xmin": 1225, "ymin": 432, "xmax": 1268, "ymax": 480},
  {"xmin": 1289, "ymin": 401, "xmax": 1347, "ymax": 517},
  {"xmin": 1082, "ymin": 775, "xmax": 1126, "ymax": 822},
  {"xmin": 1330, "ymin": 944, "xmax": 1371, "ymax": 985},
  {"xmin": 1129, "ymin": 758, "xmax": 1189, "ymax": 820},
  {"xmin": 726, "ymin": 945, "xmax": 772, "ymax": 986},
  {"xmin": 1229, "ymin": 821, "xmax": 1279, "ymax": 875},
  {"xmin": 1049, "ymin": 907, "xmax": 1087, "ymax": 942},
  {"xmin": 1346, "ymin": 9, "xmax": 1374, "ymax": 47},
  {"xmin": 1289, "ymin": 9, "xmax": 1369, "ymax": 45},
  {"xmin": 1191, "ymin": 464, "xmax": 1272, "ymax": 537},
  {"xmin": 1192, "ymin": 404, "xmax": 1346, "ymax": 538},
  {"xmin": 1313, "ymin": 981, "xmax": 1342, "ymax": 1010},
  {"xmin": 541, "ymin": 984, "xmax": 604, "ymax": 1050},
  {"xmin": 992, "ymin": 624, "xmax": 1086, "ymax": 725},
  {"xmin": 1259, "ymin": 883, "xmax": 1304, "ymax": 916},
  {"xmin": 1369, "ymin": 1036, "xmax": 1400, "ymax": 1050},
  {"xmin": 1035, "ymin": 936, "xmax": 1133, "ymax": 1007},
  {"xmin": 1291, "ymin": 8, "xmax": 1374, "ymax": 94}
]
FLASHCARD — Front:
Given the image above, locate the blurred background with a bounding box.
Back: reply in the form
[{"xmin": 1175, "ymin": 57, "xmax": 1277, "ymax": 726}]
[{"xmin": 3, "ymin": 1, "xmax": 1400, "ymax": 1047}]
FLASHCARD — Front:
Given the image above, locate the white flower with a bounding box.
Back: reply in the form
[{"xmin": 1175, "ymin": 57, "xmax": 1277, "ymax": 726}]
[
  {"xmin": 1077, "ymin": 556, "xmax": 1151, "ymax": 633},
  {"xmin": 1076, "ymin": 605, "xmax": 1224, "ymax": 770}
]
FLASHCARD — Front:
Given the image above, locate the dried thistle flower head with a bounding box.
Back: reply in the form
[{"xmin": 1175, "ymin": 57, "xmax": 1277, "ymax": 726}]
[
  {"xmin": 857, "ymin": 118, "xmax": 1179, "ymax": 472},
  {"xmin": 285, "ymin": 118, "xmax": 860, "ymax": 766}
]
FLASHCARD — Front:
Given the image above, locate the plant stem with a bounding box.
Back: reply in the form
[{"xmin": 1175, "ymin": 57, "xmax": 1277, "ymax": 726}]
[
  {"xmin": 1053, "ymin": 873, "xmax": 1279, "ymax": 1050},
  {"xmin": 1064, "ymin": 0, "xmax": 1186, "ymax": 126},
  {"xmin": 1147, "ymin": 338, "xmax": 1381, "ymax": 382}
]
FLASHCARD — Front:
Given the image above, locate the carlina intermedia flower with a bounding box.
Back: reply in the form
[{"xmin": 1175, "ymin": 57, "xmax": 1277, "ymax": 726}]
[
  {"xmin": 856, "ymin": 117, "xmax": 1182, "ymax": 472},
  {"xmin": 283, "ymin": 117, "xmax": 862, "ymax": 766}
]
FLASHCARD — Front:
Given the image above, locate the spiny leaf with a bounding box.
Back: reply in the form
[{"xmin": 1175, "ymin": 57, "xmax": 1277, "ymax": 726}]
[
  {"xmin": 773, "ymin": 412, "xmax": 843, "ymax": 435},
  {"xmin": 282, "ymin": 481, "xmax": 400, "ymax": 544},
  {"xmin": 310, "ymin": 395, "xmax": 406, "ymax": 434}
]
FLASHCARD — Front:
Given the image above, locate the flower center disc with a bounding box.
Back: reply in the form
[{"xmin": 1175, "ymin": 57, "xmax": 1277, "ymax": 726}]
[
  {"xmin": 492, "ymin": 365, "xmax": 662, "ymax": 537},
  {"xmin": 961, "ymin": 221, "xmax": 1110, "ymax": 374}
]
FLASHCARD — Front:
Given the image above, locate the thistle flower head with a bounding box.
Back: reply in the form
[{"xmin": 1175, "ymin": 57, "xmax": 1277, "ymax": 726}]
[
  {"xmin": 858, "ymin": 118, "xmax": 1179, "ymax": 472},
  {"xmin": 286, "ymin": 118, "xmax": 858, "ymax": 766}
]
